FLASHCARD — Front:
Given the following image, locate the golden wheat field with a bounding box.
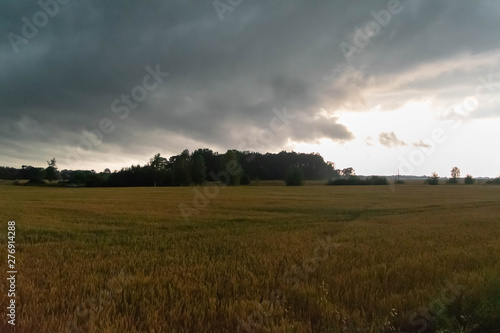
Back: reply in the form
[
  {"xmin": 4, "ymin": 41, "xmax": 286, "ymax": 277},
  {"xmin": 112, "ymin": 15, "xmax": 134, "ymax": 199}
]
[{"xmin": 0, "ymin": 183, "xmax": 499, "ymax": 333}]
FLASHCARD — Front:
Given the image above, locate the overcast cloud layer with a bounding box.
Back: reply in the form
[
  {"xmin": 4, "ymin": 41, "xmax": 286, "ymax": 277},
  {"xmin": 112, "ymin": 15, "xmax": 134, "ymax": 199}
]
[{"xmin": 1, "ymin": 0, "xmax": 499, "ymax": 175}]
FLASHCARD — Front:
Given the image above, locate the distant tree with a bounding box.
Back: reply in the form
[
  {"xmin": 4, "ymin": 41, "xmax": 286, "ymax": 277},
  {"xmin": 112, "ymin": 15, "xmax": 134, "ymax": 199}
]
[
  {"xmin": 150, "ymin": 153, "xmax": 167, "ymax": 171},
  {"xmin": 0, "ymin": 167, "xmax": 20, "ymax": 180},
  {"xmin": 285, "ymin": 165, "xmax": 304, "ymax": 186},
  {"xmin": 222, "ymin": 150, "xmax": 242, "ymax": 186},
  {"xmin": 13, "ymin": 149, "xmax": 344, "ymax": 187},
  {"xmin": 327, "ymin": 176, "xmax": 388, "ymax": 186},
  {"xmin": 45, "ymin": 157, "xmax": 59, "ymax": 181},
  {"xmin": 425, "ymin": 172, "xmax": 439, "ymax": 185},
  {"xmin": 172, "ymin": 149, "xmax": 191, "ymax": 186},
  {"xmin": 69, "ymin": 171, "xmax": 87, "ymax": 185},
  {"xmin": 223, "ymin": 150, "xmax": 336, "ymax": 182},
  {"xmin": 464, "ymin": 174, "xmax": 475, "ymax": 185},
  {"xmin": 192, "ymin": 148, "xmax": 219, "ymax": 181},
  {"xmin": 191, "ymin": 152, "xmax": 207, "ymax": 185},
  {"xmin": 327, "ymin": 161, "xmax": 340, "ymax": 179},
  {"xmin": 486, "ymin": 177, "xmax": 500, "ymax": 185},
  {"xmin": 370, "ymin": 176, "xmax": 389, "ymax": 185},
  {"xmin": 341, "ymin": 167, "xmax": 355, "ymax": 177},
  {"xmin": 451, "ymin": 167, "xmax": 461, "ymax": 179},
  {"xmin": 149, "ymin": 153, "xmax": 167, "ymax": 186},
  {"xmin": 84, "ymin": 173, "xmax": 105, "ymax": 187},
  {"xmin": 447, "ymin": 167, "xmax": 460, "ymax": 184},
  {"xmin": 21, "ymin": 165, "xmax": 44, "ymax": 184}
]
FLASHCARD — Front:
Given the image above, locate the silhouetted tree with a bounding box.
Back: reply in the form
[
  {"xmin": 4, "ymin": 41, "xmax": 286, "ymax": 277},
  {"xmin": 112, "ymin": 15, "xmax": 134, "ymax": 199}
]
[
  {"xmin": 486, "ymin": 177, "xmax": 500, "ymax": 185},
  {"xmin": 327, "ymin": 176, "xmax": 388, "ymax": 186},
  {"xmin": 464, "ymin": 174, "xmax": 475, "ymax": 185},
  {"xmin": 0, "ymin": 167, "xmax": 20, "ymax": 180},
  {"xmin": 191, "ymin": 152, "xmax": 207, "ymax": 185},
  {"xmin": 341, "ymin": 167, "xmax": 355, "ymax": 177},
  {"xmin": 222, "ymin": 150, "xmax": 242, "ymax": 186},
  {"xmin": 172, "ymin": 149, "xmax": 191, "ymax": 186},
  {"xmin": 3, "ymin": 148, "xmax": 343, "ymax": 187},
  {"xmin": 425, "ymin": 172, "xmax": 439, "ymax": 185},
  {"xmin": 191, "ymin": 149, "xmax": 219, "ymax": 181},
  {"xmin": 149, "ymin": 153, "xmax": 167, "ymax": 186},
  {"xmin": 285, "ymin": 165, "xmax": 304, "ymax": 186},
  {"xmin": 326, "ymin": 161, "xmax": 339, "ymax": 179},
  {"xmin": 20, "ymin": 165, "xmax": 44, "ymax": 183},
  {"xmin": 448, "ymin": 166, "xmax": 460, "ymax": 184},
  {"xmin": 45, "ymin": 157, "xmax": 59, "ymax": 181}
]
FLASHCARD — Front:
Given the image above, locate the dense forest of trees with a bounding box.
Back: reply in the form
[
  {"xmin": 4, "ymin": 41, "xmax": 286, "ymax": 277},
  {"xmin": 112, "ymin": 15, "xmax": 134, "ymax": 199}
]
[
  {"xmin": 0, "ymin": 149, "xmax": 340, "ymax": 187},
  {"xmin": 3, "ymin": 152, "xmax": 496, "ymax": 187}
]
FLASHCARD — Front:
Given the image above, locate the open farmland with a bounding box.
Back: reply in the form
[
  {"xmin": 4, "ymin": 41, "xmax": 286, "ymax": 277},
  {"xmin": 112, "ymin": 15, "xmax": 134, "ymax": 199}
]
[{"xmin": 1, "ymin": 184, "xmax": 499, "ymax": 332}]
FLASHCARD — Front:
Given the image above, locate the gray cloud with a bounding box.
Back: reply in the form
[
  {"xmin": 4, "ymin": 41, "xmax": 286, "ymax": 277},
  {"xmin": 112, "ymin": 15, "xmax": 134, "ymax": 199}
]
[
  {"xmin": 412, "ymin": 140, "xmax": 432, "ymax": 148},
  {"xmin": 1, "ymin": 0, "xmax": 500, "ymax": 169},
  {"xmin": 379, "ymin": 131, "xmax": 406, "ymax": 148}
]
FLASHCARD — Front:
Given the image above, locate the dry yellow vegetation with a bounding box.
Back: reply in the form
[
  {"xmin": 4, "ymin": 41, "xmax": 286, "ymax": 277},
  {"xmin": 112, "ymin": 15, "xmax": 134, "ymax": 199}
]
[{"xmin": 0, "ymin": 184, "xmax": 499, "ymax": 332}]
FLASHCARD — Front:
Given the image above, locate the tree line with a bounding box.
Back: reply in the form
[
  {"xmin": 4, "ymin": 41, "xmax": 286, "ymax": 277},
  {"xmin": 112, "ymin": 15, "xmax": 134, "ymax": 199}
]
[
  {"xmin": 0, "ymin": 150, "xmax": 341, "ymax": 187},
  {"xmin": 3, "ymin": 154, "xmax": 497, "ymax": 187},
  {"xmin": 424, "ymin": 167, "xmax": 484, "ymax": 185}
]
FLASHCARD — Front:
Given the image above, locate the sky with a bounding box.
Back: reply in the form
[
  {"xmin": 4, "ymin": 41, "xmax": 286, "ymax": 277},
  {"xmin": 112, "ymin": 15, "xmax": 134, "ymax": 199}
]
[{"xmin": 1, "ymin": 0, "xmax": 499, "ymax": 177}]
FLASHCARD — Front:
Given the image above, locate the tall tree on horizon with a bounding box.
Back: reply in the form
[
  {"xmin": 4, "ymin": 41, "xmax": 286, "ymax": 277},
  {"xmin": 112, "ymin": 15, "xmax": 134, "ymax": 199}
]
[
  {"xmin": 191, "ymin": 152, "xmax": 207, "ymax": 185},
  {"xmin": 45, "ymin": 157, "xmax": 59, "ymax": 182},
  {"xmin": 149, "ymin": 153, "xmax": 167, "ymax": 186},
  {"xmin": 222, "ymin": 150, "xmax": 242, "ymax": 186},
  {"xmin": 172, "ymin": 149, "xmax": 191, "ymax": 186},
  {"xmin": 449, "ymin": 166, "xmax": 461, "ymax": 184}
]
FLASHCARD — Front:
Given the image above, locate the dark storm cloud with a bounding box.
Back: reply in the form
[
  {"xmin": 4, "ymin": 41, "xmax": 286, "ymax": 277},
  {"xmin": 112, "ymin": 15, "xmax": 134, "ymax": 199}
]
[{"xmin": 1, "ymin": 0, "xmax": 499, "ymax": 168}]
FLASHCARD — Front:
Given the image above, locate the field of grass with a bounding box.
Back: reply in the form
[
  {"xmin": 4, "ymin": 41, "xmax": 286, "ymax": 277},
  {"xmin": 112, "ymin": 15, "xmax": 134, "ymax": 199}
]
[{"xmin": 1, "ymin": 184, "xmax": 499, "ymax": 332}]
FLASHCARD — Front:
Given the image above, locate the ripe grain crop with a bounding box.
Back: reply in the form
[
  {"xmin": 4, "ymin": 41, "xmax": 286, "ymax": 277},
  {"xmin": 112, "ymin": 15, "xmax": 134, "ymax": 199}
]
[{"xmin": 0, "ymin": 184, "xmax": 499, "ymax": 332}]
